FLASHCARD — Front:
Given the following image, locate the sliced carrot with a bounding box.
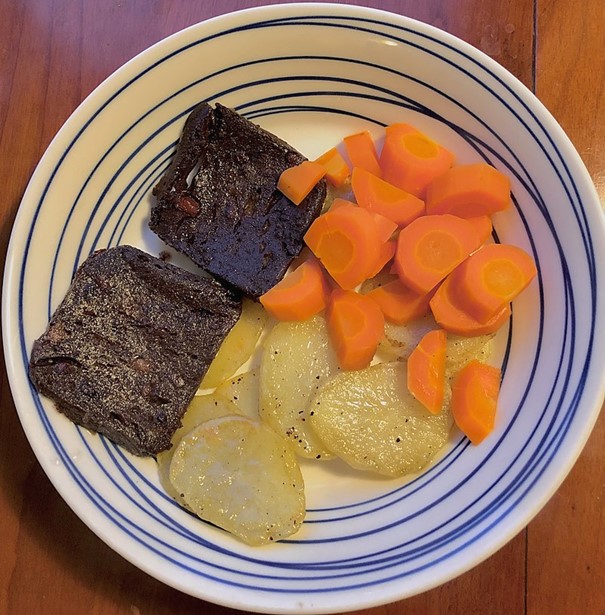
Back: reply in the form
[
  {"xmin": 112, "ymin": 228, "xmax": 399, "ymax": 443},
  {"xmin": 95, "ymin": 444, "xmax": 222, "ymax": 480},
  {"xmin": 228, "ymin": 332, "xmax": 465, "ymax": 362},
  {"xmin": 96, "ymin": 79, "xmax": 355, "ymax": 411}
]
[
  {"xmin": 277, "ymin": 160, "xmax": 326, "ymax": 205},
  {"xmin": 367, "ymin": 240, "xmax": 397, "ymax": 279},
  {"xmin": 451, "ymin": 359, "xmax": 501, "ymax": 444},
  {"xmin": 367, "ymin": 278, "xmax": 432, "ymax": 325},
  {"xmin": 429, "ymin": 268, "xmax": 511, "ymax": 336},
  {"xmin": 315, "ymin": 147, "xmax": 350, "ymax": 187},
  {"xmin": 351, "ymin": 167, "xmax": 425, "ymax": 227},
  {"xmin": 259, "ymin": 258, "xmax": 329, "ymax": 321},
  {"xmin": 407, "ymin": 329, "xmax": 447, "ymax": 414},
  {"xmin": 379, "ymin": 123, "xmax": 455, "ymax": 198},
  {"xmin": 466, "ymin": 215, "xmax": 493, "ymax": 245},
  {"xmin": 453, "ymin": 243, "xmax": 537, "ymax": 323},
  {"xmin": 343, "ymin": 130, "xmax": 382, "ymax": 177},
  {"xmin": 304, "ymin": 204, "xmax": 382, "ymax": 290},
  {"xmin": 327, "ymin": 289, "xmax": 385, "ymax": 370},
  {"xmin": 425, "ymin": 163, "xmax": 511, "ymax": 217},
  {"xmin": 394, "ymin": 214, "xmax": 481, "ymax": 295},
  {"xmin": 370, "ymin": 212, "xmax": 398, "ymax": 243},
  {"xmin": 328, "ymin": 198, "xmax": 397, "ymax": 241},
  {"xmin": 328, "ymin": 197, "xmax": 356, "ymax": 211}
]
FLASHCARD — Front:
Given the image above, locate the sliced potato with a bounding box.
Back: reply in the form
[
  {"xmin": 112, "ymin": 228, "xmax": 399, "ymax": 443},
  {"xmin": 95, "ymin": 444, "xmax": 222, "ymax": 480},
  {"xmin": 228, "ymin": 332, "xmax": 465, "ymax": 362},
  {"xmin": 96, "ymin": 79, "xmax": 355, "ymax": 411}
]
[
  {"xmin": 380, "ymin": 315, "xmax": 494, "ymax": 369},
  {"xmin": 445, "ymin": 333, "xmax": 495, "ymax": 373},
  {"xmin": 173, "ymin": 394, "xmax": 242, "ymax": 445},
  {"xmin": 379, "ymin": 314, "xmax": 438, "ymax": 361},
  {"xmin": 156, "ymin": 393, "xmax": 242, "ymax": 501},
  {"xmin": 169, "ymin": 416, "xmax": 305, "ymax": 545},
  {"xmin": 259, "ymin": 316, "xmax": 340, "ymax": 459},
  {"xmin": 309, "ymin": 361, "xmax": 453, "ymax": 477},
  {"xmin": 214, "ymin": 368, "xmax": 261, "ymax": 419},
  {"xmin": 201, "ymin": 299, "xmax": 269, "ymax": 389}
]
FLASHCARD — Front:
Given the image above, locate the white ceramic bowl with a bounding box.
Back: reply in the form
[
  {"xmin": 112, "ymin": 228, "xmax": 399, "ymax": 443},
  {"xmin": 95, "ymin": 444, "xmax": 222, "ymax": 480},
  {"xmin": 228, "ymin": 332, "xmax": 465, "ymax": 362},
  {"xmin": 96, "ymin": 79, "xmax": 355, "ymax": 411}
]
[{"xmin": 4, "ymin": 3, "xmax": 605, "ymax": 613}]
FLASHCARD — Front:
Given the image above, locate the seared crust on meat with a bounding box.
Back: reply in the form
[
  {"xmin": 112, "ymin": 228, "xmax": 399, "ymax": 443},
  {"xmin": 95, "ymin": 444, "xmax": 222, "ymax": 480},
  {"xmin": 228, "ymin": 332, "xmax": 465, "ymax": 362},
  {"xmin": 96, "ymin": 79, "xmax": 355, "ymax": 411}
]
[
  {"xmin": 28, "ymin": 245, "xmax": 241, "ymax": 456},
  {"xmin": 150, "ymin": 103, "xmax": 326, "ymax": 298}
]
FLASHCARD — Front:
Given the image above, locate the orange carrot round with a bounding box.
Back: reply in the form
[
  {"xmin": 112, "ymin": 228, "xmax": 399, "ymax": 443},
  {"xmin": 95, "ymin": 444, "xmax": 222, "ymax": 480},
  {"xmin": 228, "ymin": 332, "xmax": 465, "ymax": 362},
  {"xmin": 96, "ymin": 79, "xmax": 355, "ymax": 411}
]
[
  {"xmin": 407, "ymin": 328, "xmax": 447, "ymax": 414},
  {"xmin": 259, "ymin": 258, "xmax": 329, "ymax": 321},
  {"xmin": 351, "ymin": 167, "xmax": 425, "ymax": 227},
  {"xmin": 304, "ymin": 205, "xmax": 382, "ymax": 290},
  {"xmin": 327, "ymin": 289, "xmax": 385, "ymax": 370},
  {"xmin": 367, "ymin": 240, "xmax": 397, "ymax": 279},
  {"xmin": 277, "ymin": 160, "xmax": 326, "ymax": 205},
  {"xmin": 315, "ymin": 147, "xmax": 350, "ymax": 187},
  {"xmin": 425, "ymin": 163, "xmax": 511, "ymax": 217},
  {"xmin": 394, "ymin": 214, "xmax": 481, "ymax": 295},
  {"xmin": 343, "ymin": 130, "xmax": 382, "ymax": 177},
  {"xmin": 451, "ymin": 359, "xmax": 501, "ymax": 444},
  {"xmin": 466, "ymin": 215, "xmax": 493, "ymax": 245},
  {"xmin": 369, "ymin": 211, "xmax": 398, "ymax": 243},
  {"xmin": 453, "ymin": 243, "xmax": 537, "ymax": 323},
  {"xmin": 379, "ymin": 123, "xmax": 455, "ymax": 198},
  {"xmin": 366, "ymin": 279, "xmax": 432, "ymax": 325},
  {"xmin": 429, "ymin": 268, "xmax": 511, "ymax": 336}
]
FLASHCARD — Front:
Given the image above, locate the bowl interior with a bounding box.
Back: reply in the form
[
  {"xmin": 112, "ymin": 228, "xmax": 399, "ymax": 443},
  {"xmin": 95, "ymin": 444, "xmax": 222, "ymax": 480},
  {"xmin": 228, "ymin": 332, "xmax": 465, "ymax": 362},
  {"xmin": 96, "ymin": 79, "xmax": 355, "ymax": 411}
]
[{"xmin": 4, "ymin": 4, "xmax": 605, "ymax": 614}]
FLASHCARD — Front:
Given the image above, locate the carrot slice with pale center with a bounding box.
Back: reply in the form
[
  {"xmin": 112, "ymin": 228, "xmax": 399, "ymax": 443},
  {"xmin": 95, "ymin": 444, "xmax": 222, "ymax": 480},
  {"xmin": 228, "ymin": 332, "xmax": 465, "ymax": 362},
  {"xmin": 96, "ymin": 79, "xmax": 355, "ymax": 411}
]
[
  {"xmin": 454, "ymin": 243, "xmax": 537, "ymax": 323},
  {"xmin": 304, "ymin": 205, "xmax": 381, "ymax": 290},
  {"xmin": 429, "ymin": 268, "xmax": 511, "ymax": 336},
  {"xmin": 394, "ymin": 214, "xmax": 480, "ymax": 295},
  {"xmin": 379, "ymin": 123, "xmax": 455, "ymax": 198}
]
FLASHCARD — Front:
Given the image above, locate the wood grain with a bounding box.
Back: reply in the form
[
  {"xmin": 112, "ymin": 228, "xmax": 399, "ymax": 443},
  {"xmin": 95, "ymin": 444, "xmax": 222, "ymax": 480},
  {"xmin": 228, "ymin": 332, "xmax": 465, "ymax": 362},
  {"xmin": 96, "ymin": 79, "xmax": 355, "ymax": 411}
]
[{"xmin": 0, "ymin": 1, "xmax": 603, "ymax": 614}]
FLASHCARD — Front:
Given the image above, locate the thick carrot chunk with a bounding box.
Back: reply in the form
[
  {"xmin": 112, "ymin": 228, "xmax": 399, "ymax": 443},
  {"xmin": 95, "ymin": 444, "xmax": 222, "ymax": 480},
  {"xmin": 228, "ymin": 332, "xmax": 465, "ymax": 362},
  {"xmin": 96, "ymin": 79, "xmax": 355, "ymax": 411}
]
[
  {"xmin": 394, "ymin": 214, "xmax": 481, "ymax": 295},
  {"xmin": 343, "ymin": 130, "xmax": 382, "ymax": 177},
  {"xmin": 451, "ymin": 360, "xmax": 501, "ymax": 444},
  {"xmin": 315, "ymin": 147, "xmax": 350, "ymax": 187},
  {"xmin": 260, "ymin": 258, "xmax": 330, "ymax": 321},
  {"xmin": 351, "ymin": 167, "xmax": 425, "ymax": 227},
  {"xmin": 425, "ymin": 163, "xmax": 511, "ymax": 217},
  {"xmin": 366, "ymin": 279, "xmax": 432, "ymax": 325},
  {"xmin": 407, "ymin": 329, "xmax": 447, "ymax": 414},
  {"xmin": 304, "ymin": 205, "xmax": 382, "ymax": 290},
  {"xmin": 429, "ymin": 269, "xmax": 511, "ymax": 336},
  {"xmin": 327, "ymin": 289, "xmax": 385, "ymax": 370},
  {"xmin": 379, "ymin": 123, "xmax": 455, "ymax": 198},
  {"xmin": 277, "ymin": 160, "xmax": 326, "ymax": 205},
  {"xmin": 453, "ymin": 243, "xmax": 537, "ymax": 323}
]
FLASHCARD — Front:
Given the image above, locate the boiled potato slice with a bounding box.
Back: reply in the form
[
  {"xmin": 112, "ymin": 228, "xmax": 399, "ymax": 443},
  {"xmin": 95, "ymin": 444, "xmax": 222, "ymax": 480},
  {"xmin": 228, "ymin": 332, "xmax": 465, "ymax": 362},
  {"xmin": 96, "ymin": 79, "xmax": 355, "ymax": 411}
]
[
  {"xmin": 379, "ymin": 314, "xmax": 438, "ymax": 361},
  {"xmin": 214, "ymin": 368, "xmax": 260, "ymax": 419},
  {"xmin": 201, "ymin": 299, "xmax": 269, "ymax": 389},
  {"xmin": 445, "ymin": 333, "xmax": 494, "ymax": 373},
  {"xmin": 169, "ymin": 416, "xmax": 305, "ymax": 545},
  {"xmin": 259, "ymin": 316, "xmax": 339, "ymax": 459},
  {"xmin": 381, "ymin": 315, "xmax": 494, "ymax": 370},
  {"xmin": 156, "ymin": 393, "xmax": 242, "ymax": 501},
  {"xmin": 310, "ymin": 362, "xmax": 453, "ymax": 477},
  {"xmin": 173, "ymin": 394, "xmax": 242, "ymax": 444}
]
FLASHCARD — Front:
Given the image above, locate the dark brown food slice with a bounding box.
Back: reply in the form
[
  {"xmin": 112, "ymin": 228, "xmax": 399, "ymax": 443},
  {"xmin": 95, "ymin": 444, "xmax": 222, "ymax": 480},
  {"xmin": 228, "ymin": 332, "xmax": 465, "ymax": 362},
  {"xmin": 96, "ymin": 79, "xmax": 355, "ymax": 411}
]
[
  {"xmin": 150, "ymin": 102, "xmax": 326, "ymax": 298},
  {"xmin": 29, "ymin": 245, "xmax": 241, "ymax": 456}
]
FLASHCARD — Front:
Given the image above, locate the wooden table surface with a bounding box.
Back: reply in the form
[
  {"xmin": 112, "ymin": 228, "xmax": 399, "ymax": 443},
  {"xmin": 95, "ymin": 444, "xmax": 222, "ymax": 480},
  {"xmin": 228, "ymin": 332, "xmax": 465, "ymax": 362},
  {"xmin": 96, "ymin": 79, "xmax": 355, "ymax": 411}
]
[{"xmin": 1, "ymin": 1, "xmax": 604, "ymax": 613}]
